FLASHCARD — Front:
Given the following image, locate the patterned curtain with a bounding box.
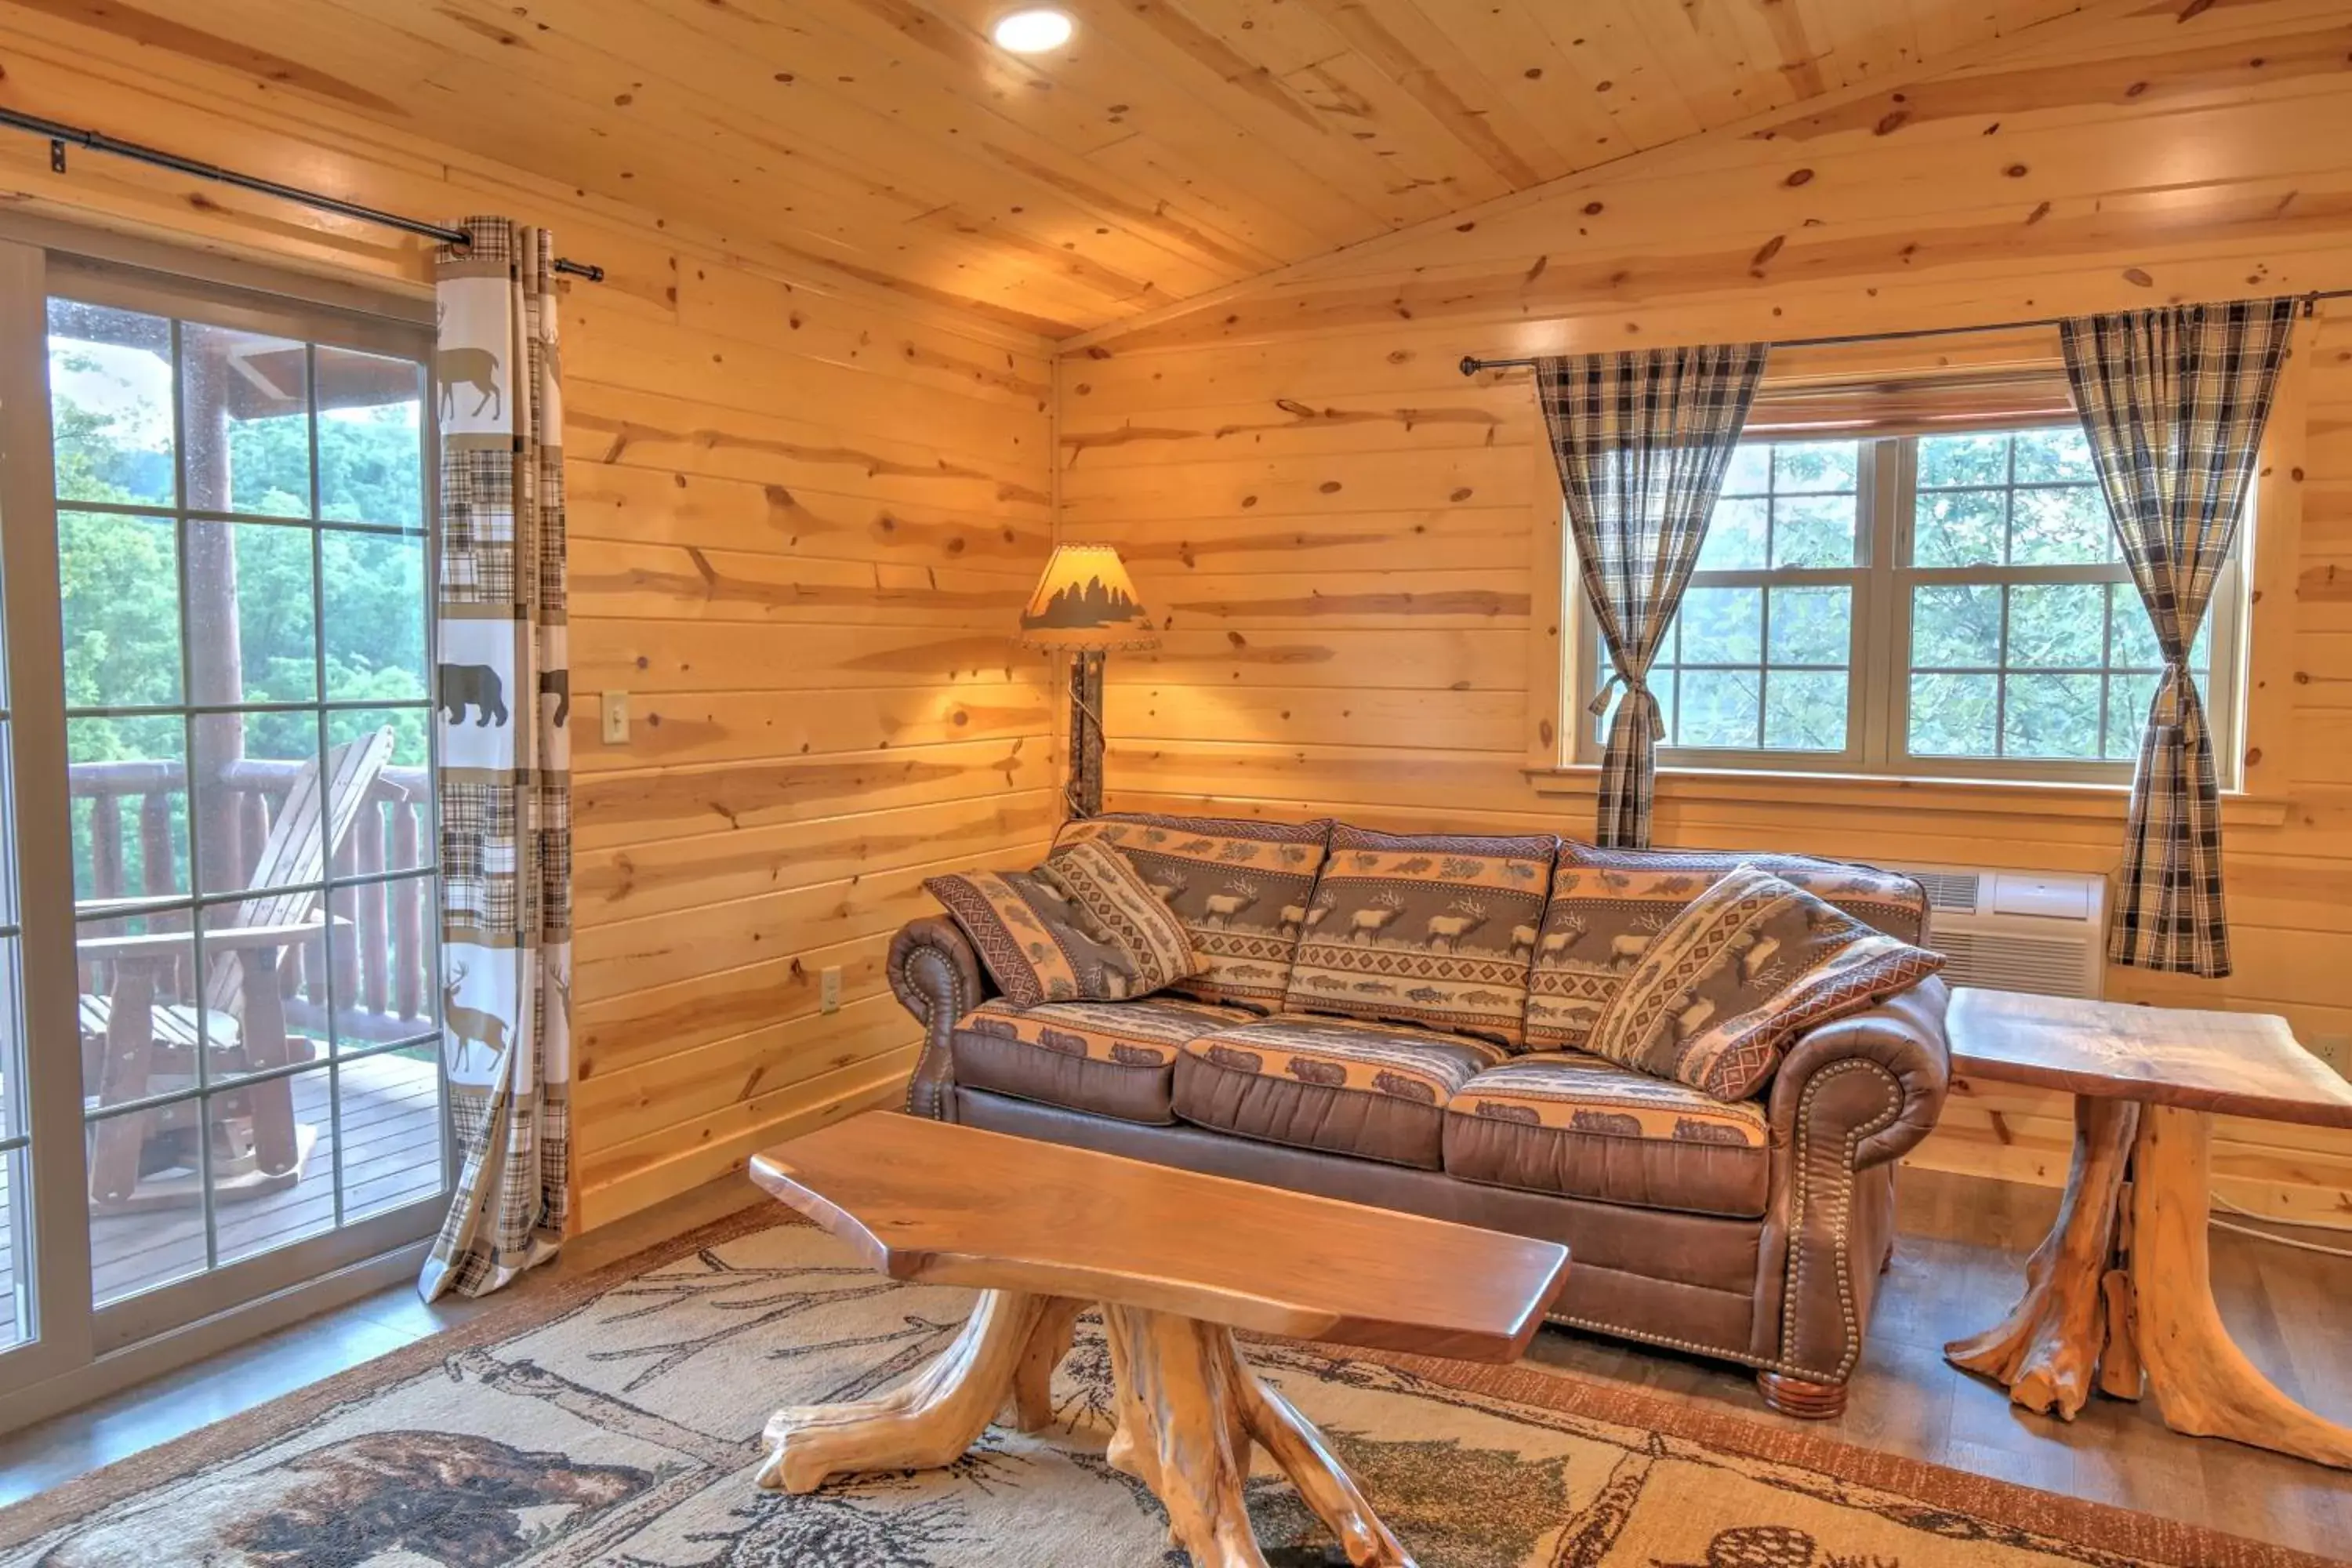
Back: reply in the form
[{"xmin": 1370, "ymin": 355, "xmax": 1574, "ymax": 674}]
[
  {"xmin": 2058, "ymin": 298, "xmax": 2294, "ymax": 978},
  {"xmin": 419, "ymin": 218, "xmax": 574, "ymax": 1301},
  {"xmin": 1537, "ymin": 345, "xmax": 1769, "ymax": 848}
]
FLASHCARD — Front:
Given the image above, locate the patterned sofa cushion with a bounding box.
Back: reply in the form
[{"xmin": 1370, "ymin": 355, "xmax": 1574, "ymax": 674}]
[
  {"xmin": 924, "ymin": 865, "xmax": 1142, "ymax": 1008},
  {"xmin": 1525, "ymin": 845, "xmax": 1930, "ymax": 1054},
  {"xmin": 1590, "ymin": 865, "xmax": 1946, "ymax": 1102},
  {"xmin": 1054, "ymin": 812, "xmax": 1332, "ymax": 1011},
  {"xmin": 1043, "ymin": 839, "xmax": 1203, "ymax": 996},
  {"xmin": 1442, "ymin": 1052, "xmax": 1772, "ymax": 1218},
  {"xmin": 953, "ymin": 996, "xmax": 1257, "ymax": 1125},
  {"xmin": 1173, "ymin": 1014, "xmax": 1505, "ymax": 1170},
  {"xmin": 1280, "ymin": 826, "xmax": 1558, "ymax": 1048}
]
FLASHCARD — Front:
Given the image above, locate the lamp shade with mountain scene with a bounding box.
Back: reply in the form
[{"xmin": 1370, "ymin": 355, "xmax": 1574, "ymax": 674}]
[{"xmin": 1018, "ymin": 544, "xmax": 1158, "ymax": 651}]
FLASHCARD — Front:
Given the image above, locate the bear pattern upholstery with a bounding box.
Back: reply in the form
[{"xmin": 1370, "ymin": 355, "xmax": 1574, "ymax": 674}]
[
  {"xmin": 952, "ymin": 996, "xmax": 1258, "ymax": 1125},
  {"xmin": 1526, "ymin": 846, "xmax": 1931, "ymax": 1054},
  {"xmin": 1279, "ymin": 826, "xmax": 1558, "ymax": 1048},
  {"xmin": 1174, "ymin": 1014, "xmax": 1505, "ymax": 1170},
  {"xmin": 1055, "ymin": 813, "xmax": 1332, "ymax": 1012},
  {"xmin": 1443, "ymin": 1051, "xmax": 1771, "ymax": 1218}
]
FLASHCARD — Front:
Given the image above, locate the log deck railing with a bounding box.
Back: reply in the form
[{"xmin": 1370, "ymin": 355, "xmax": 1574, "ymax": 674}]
[{"xmin": 71, "ymin": 757, "xmax": 435, "ymax": 1045}]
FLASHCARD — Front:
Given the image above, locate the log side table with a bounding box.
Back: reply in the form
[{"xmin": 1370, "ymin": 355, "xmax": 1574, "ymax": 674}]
[
  {"xmin": 1940, "ymin": 986, "xmax": 2352, "ymax": 1468},
  {"xmin": 749, "ymin": 1111, "xmax": 1570, "ymax": 1568}
]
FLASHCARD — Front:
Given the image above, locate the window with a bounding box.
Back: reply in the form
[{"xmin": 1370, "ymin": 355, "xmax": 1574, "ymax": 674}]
[{"xmin": 1577, "ymin": 423, "xmax": 2244, "ymax": 783}]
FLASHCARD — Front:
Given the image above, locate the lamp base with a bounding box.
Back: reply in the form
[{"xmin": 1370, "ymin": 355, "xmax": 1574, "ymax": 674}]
[{"xmin": 1067, "ymin": 649, "xmax": 1105, "ymax": 818}]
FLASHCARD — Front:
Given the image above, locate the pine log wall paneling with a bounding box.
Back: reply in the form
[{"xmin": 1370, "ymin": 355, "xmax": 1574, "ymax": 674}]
[
  {"xmin": 1062, "ymin": 0, "xmax": 2352, "ymax": 1227},
  {"xmin": 0, "ymin": 13, "xmax": 1059, "ymax": 1231}
]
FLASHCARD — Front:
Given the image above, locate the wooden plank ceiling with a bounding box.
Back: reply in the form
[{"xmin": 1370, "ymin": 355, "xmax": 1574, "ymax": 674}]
[{"xmin": 27, "ymin": 0, "xmax": 2085, "ymax": 336}]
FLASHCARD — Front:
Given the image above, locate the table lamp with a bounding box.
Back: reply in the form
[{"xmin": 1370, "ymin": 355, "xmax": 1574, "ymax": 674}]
[{"xmin": 1018, "ymin": 543, "xmax": 1157, "ymax": 817}]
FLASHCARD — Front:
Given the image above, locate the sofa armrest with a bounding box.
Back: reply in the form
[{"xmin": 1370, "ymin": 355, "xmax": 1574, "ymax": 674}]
[
  {"xmin": 1766, "ymin": 974, "xmax": 1951, "ymax": 1171},
  {"xmin": 889, "ymin": 916, "xmax": 992, "ymax": 1121},
  {"xmin": 1757, "ymin": 975, "xmax": 1950, "ymax": 1388}
]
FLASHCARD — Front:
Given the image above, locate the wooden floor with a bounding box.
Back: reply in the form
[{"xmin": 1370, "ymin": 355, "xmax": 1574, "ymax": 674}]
[
  {"xmin": 2, "ymin": 1163, "xmax": 2347, "ymax": 1553},
  {"xmin": 1526, "ymin": 1168, "xmax": 2352, "ymax": 1555},
  {"xmin": 87, "ymin": 1051, "xmax": 445, "ymax": 1305}
]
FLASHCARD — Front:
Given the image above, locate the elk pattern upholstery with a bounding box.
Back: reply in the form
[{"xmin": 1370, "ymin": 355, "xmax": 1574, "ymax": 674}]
[
  {"xmin": 1587, "ymin": 866, "xmax": 1947, "ymax": 1102},
  {"xmin": 1054, "ymin": 812, "xmax": 1332, "ymax": 1011},
  {"xmin": 1176, "ymin": 1014, "xmax": 1507, "ymax": 1169},
  {"xmin": 1443, "ymin": 1051, "xmax": 1772, "ymax": 1218},
  {"xmin": 1526, "ymin": 846, "xmax": 1931, "ymax": 1055},
  {"xmin": 1279, "ymin": 827, "xmax": 1558, "ymax": 1048}
]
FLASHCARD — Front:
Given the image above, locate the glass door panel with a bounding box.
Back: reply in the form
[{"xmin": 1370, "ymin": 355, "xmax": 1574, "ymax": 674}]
[
  {"xmin": 47, "ymin": 280, "xmax": 445, "ymax": 1319},
  {"xmin": 0, "ymin": 593, "xmax": 28, "ymax": 1352}
]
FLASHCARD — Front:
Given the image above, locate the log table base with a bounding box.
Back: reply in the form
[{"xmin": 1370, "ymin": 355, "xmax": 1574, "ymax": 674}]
[
  {"xmin": 759, "ymin": 1287, "xmax": 1412, "ymax": 1567},
  {"xmin": 1946, "ymin": 1099, "xmax": 2352, "ymax": 1469}
]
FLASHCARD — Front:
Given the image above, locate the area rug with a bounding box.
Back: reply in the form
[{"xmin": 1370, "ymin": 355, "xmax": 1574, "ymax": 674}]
[{"xmin": 0, "ymin": 1209, "xmax": 2319, "ymax": 1568}]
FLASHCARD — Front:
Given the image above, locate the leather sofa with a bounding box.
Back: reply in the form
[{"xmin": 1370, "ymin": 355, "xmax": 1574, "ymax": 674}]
[{"xmin": 888, "ymin": 812, "xmax": 1951, "ymax": 1417}]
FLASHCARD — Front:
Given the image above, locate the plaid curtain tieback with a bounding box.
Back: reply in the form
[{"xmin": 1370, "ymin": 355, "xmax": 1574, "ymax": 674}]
[{"xmin": 1587, "ymin": 669, "xmax": 1664, "ymax": 730}]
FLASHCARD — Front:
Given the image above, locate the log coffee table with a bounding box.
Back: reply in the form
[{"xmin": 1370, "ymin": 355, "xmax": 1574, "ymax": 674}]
[
  {"xmin": 748, "ymin": 1112, "xmax": 1570, "ymax": 1566},
  {"xmin": 1940, "ymin": 987, "xmax": 2352, "ymax": 1468}
]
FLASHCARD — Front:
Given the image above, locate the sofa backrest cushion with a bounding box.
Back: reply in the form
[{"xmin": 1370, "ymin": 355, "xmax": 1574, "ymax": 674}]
[
  {"xmin": 1526, "ymin": 844, "xmax": 1931, "ymax": 1053},
  {"xmin": 1280, "ymin": 826, "xmax": 1559, "ymax": 1049},
  {"xmin": 1586, "ymin": 864, "xmax": 1947, "ymax": 1101},
  {"xmin": 1054, "ymin": 812, "xmax": 1333, "ymax": 1011}
]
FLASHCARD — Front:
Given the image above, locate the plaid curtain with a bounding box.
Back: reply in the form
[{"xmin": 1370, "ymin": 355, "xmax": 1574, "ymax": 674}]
[
  {"xmin": 2059, "ymin": 298, "xmax": 2294, "ymax": 978},
  {"xmin": 419, "ymin": 218, "xmax": 573, "ymax": 1301},
  {"xmin": 1537, "ymin": 345, "xmax": 1769, "ymax": 848}
]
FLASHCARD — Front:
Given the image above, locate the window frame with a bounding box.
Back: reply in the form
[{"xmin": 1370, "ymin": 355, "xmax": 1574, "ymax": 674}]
[{"xmin": 1567, "ymin": 424, "xmax": 2249, "ymax": 788}]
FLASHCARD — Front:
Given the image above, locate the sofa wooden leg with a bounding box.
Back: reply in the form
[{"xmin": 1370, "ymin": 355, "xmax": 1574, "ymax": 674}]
[{"xmin": 1756, "ymin": 1370, "xmax": 1847, "ymax": 1419}]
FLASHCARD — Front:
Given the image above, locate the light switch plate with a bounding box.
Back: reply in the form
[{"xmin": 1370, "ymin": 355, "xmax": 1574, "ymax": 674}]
[
  {"xmin": 601, "ymin": 690, "xmax": 629, "ymax": 745},
  {"xmin": 819, "ymin": 965, "xmax": 842, "ymax": 1014}
]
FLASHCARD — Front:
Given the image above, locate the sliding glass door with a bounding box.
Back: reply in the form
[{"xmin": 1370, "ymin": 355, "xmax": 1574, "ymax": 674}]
[{"xmin": 0, "ymin": 234, "xmax": 450, "ymax": 1412}]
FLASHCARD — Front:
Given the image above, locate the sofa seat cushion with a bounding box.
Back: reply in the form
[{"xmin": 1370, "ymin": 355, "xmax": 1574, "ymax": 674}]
[
  {"xmin": 1055, "ymin": 813, "xmax": 1333, "ymax": 1012},
  {"xmin": 1526, "ymin": 845, "xmax": 1930, "ymax": 1054},
  {"xmin": 952, "ymin": 996, "xmax": 1257, "ymax": 1125},
  {"xmin": 1280, "ymin": 826, "xmax": 1557, "ymax": 1049},
  {"xmin": 1173, "ymin": 1014, "xmax": 1504, "ymax": 1171},
  {"xmin": 1443, "ymin": 1052, "xmax": 1772, "ymax": 1219}
]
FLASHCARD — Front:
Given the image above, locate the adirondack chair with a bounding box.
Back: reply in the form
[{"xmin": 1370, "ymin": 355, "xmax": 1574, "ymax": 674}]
[{"xmin": 77, "ymin": 728, "xmax": 398, "ymax": 1214}]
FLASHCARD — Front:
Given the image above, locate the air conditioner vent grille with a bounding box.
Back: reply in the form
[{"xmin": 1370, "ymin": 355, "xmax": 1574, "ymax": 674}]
[
  {"xmin": 1932, "ymin": 928, "xmax": 2095, "ymax": 997},
  {"xmin": 1909, "ymin": 869, "xmax": 1981, "ymax": 915}
]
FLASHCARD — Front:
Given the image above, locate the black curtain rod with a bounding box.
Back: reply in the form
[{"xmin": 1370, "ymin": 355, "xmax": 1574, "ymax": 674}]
[
  {"xmin": 1, "ymin": 108, "xmax": 605, "ymax": 283},
  {"xmin": 1456, "ymin": 288, "xmax": 2352, "ymax": 377}
]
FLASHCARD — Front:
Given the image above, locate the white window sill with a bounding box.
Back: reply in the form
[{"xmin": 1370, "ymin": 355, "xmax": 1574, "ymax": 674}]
[{"xmin": 1523, "ymin": 763, "xmax": 2292, "ymax": 829}]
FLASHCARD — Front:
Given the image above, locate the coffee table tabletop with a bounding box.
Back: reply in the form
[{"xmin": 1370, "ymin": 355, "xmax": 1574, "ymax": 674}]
[
  {"xmin": 748, "ymin": 1111, "xmax": 1572, "ymax": 1566},
  {"xmin": 750, "ymin": 1111, "xmax": 1570, "ymax": 1362}
]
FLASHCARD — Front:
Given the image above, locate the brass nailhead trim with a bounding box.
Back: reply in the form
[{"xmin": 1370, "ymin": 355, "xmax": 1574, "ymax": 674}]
[{"xmin": 1777, "ymin": 1056, "xmax": 1903, "ymax": 1383}]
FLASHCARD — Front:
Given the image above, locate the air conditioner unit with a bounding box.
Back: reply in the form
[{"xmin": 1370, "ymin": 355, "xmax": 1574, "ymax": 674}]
[{"xmin": 1896, "ymin": 865, "xmax": 2107, "ymax": 1000}]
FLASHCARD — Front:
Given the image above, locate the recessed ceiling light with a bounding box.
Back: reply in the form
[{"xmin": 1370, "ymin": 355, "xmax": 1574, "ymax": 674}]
[{"xmin": 993, "ymin": 8, "xmax": 1073, "ymax": 53}]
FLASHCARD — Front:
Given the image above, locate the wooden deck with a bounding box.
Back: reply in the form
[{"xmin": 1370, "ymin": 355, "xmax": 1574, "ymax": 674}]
[{"xmin": 89, "ymin": 1050, "xmax": 445, "ymax": 1305}]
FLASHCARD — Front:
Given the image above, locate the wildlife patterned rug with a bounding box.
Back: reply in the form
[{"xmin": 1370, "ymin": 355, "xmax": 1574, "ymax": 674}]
[{"xmin": 0, "ymin": 1210, "xmax": 2316, "ymax": 1568}]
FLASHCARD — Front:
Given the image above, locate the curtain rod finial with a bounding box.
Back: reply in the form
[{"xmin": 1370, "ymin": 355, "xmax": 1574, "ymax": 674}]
[{"xmin": 1458, "ymin": 355, "xmax": 1480, "ymax": 378}]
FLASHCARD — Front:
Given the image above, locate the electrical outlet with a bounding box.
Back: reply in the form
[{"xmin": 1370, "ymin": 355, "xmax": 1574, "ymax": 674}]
[
  {"xmin": 601, "ymin": 690, "xmax": 630, "ymax": 745},
  {"xmin": 819, "ymin": 965, "xmax": 842, "ymax": 1014},
  {"xmin": 2315, "ymin": 1035, "xmax": 2351, "ymax": 1082}
]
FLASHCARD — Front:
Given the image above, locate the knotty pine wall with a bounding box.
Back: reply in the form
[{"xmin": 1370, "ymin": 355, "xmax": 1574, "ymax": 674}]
[
  {"xmin": 0, "ymin": 12, "xmax": 1059, "ymax": 1230},
  {"xmin": 1062, "ymin": 0, "xmax": 2352, "ymax": 1225}
]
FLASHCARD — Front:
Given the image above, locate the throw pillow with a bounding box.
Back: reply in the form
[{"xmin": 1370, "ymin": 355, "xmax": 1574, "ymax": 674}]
[
  {"xmin": 1054, "ymin": 812, "xmax": 1333, "ymax": 1012},
  {"xmin": 924, "ymin": 845, "xmax": 1204, "ymax": 1009},
  {"xmin": 1040, "ymin": 838, "xmax": 1204, "ymax": 996},
  {"xmin": 1586, "ymin": 864, "xmax": 1945, "ymax": 1102}
]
